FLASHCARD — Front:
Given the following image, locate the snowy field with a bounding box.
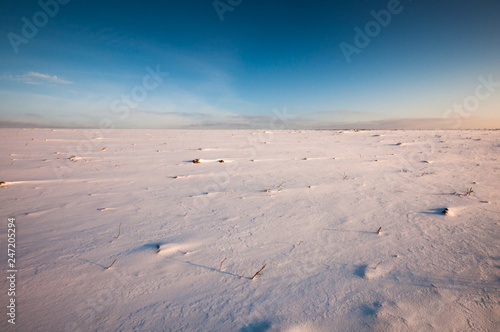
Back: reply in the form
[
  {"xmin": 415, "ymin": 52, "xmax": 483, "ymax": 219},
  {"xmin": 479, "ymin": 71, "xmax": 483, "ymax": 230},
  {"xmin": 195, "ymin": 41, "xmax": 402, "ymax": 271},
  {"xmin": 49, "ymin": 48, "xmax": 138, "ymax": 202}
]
[{"xmin": 1, "ymin": 128, "xmax": 499, "ymax": 331}]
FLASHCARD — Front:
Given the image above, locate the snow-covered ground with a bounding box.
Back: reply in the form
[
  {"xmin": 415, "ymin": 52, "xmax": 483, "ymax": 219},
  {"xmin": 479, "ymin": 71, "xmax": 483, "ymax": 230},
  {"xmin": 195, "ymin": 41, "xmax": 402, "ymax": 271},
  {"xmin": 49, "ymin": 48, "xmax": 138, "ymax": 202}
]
[{"xmin": 1, "ymin": 128, "xmax": 499, "ymax": 331}]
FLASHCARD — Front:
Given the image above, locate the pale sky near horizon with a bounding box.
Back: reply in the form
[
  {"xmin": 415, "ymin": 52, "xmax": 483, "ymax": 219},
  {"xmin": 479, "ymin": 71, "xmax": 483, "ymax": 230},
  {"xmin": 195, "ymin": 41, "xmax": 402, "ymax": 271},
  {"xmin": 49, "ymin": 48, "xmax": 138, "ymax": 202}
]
[{"xmin": 1, "ymin": 0, "xmax": 499, "ymax": 129}]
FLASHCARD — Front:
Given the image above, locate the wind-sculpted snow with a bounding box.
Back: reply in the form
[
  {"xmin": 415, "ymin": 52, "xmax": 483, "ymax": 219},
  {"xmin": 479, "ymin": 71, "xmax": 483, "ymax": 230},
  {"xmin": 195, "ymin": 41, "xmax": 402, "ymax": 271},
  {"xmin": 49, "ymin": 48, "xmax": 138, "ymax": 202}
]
[{"xmin": 0, "ymin": 128, "xmax": 499, "ymax": 331}]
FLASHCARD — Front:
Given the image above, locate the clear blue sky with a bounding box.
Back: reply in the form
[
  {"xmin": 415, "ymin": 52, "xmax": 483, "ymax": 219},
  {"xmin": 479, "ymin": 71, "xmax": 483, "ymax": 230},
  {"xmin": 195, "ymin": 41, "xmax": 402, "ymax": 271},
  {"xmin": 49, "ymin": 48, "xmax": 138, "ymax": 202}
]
[{"xmin": 1, "ymin": 0, "xmax": 499, "ymax": 129}]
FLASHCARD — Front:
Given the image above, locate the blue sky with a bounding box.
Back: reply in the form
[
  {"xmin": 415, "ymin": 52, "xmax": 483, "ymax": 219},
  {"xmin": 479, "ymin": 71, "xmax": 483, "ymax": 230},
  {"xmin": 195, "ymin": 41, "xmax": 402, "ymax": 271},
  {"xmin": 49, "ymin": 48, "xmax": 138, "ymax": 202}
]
[{"xmin": 1, "ymin": 0, "xmax": 499, "ymax": 129}]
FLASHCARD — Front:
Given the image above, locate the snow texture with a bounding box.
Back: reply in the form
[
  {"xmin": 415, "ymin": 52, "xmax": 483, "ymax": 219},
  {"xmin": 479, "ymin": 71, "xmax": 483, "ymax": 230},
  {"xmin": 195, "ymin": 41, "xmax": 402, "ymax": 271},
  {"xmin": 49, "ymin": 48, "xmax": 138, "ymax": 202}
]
[{"xmin": 1, "ymin": 128, "xmax": 499, "ymax": 331}]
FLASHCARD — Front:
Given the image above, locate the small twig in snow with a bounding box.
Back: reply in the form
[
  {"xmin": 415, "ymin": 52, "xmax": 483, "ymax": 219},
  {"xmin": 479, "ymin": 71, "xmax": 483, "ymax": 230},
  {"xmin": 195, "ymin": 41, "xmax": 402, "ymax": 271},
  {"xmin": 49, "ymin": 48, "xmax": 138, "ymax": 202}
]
[
  {"xmin": 251, "ymin": 264, "xmax": 267, "ymax": 280},
  {"xmin": 106, "ymin": 259, "xmax": 117, "ymax": 270},
  {"xmin": 116, "ymin": 223, "xmax": 122, "ymax": 239},
  {"xmin": 219, "ymin": 257, "xmax": 227, "ymax": 271}
]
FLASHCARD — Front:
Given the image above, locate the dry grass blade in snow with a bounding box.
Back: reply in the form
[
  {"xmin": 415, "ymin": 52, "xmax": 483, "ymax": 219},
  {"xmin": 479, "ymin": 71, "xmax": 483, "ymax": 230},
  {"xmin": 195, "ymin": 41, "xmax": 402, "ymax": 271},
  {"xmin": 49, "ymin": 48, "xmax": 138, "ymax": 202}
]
[
  {"xmin": 116, "ymin": 223, "xmax": 122, "ymax": 239},
  {"xmin": 219, "ymin": 257, "xmax": 227, "ymax": 271},
  {"xmin": 106, "ymin": 259, "xmax": 117, "ymax": 270},
  {"xmin": 251, "ymin": 264, "xmax": 267, "ymax": 280}
]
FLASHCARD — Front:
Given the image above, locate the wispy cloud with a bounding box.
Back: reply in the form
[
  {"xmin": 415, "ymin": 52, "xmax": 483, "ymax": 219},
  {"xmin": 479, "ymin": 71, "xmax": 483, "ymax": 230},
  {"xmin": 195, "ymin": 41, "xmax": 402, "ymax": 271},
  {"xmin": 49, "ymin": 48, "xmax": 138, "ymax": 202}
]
[
  {"xmin": 303, "ymin": 116, "xmax": 498, "ymax": 130},
  {"xmin": 1, "ymin": 109, "xmax": 497, "ymax": 129},
  {"xmin": 1, "ymin": 72, "xmax": 73, "ymax": 85},
  {"xmin": 130, "ymin": 109, "xmax": 211, "ymax": 118},
  {"xmin": 0, "ymin": 117, "xmax": 86, "ymax": 129},
  {"xmin": 315, "ymin": 109, "xmax": 366, "ymax": 116},
  {"xmin": 23, "ymin": 113, "xmax": 44, "ymax": 118}
]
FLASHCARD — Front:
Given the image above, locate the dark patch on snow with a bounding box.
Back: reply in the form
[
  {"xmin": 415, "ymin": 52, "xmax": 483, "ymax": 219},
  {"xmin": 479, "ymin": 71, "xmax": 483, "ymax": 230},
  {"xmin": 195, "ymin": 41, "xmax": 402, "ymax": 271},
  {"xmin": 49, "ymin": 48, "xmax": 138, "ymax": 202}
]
[
  {"xmin": 354, "ymin": 264, "xmax": 368, "ymax": 278},
  {"xmin": 239, "ymin": 321, "xmax": 272, "ymax": 332}
]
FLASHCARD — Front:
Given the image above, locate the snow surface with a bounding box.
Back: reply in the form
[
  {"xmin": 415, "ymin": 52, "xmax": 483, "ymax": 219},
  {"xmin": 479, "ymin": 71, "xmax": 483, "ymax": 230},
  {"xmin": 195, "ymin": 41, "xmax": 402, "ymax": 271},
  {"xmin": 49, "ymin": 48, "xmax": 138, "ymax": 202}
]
[{"xmin": 1, "ymin": 128, "xmax": 499, "ymax": 331}]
